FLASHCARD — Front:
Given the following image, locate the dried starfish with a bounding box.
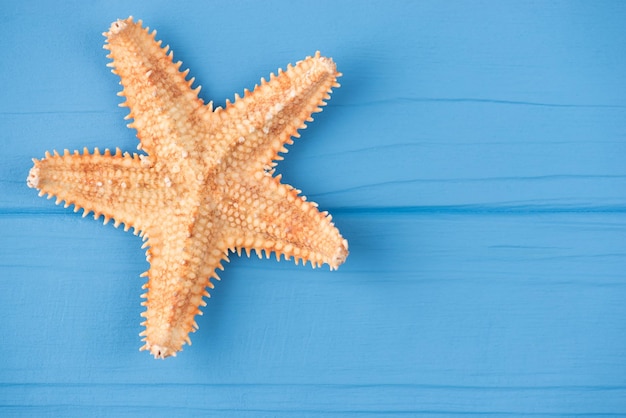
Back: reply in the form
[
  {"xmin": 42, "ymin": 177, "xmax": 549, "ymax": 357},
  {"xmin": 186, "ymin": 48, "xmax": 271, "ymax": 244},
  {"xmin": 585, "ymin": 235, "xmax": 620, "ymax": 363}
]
[{"xmin": 27, "ymin": 17, "xmax": 348, "ymax": 358}]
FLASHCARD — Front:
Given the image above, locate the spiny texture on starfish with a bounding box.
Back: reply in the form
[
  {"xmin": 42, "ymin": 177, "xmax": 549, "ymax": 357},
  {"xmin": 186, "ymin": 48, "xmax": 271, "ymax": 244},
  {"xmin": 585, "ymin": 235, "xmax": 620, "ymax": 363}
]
[{"xmin": 27, "ymin": 17, "xmax": 348, "ymax": 359}]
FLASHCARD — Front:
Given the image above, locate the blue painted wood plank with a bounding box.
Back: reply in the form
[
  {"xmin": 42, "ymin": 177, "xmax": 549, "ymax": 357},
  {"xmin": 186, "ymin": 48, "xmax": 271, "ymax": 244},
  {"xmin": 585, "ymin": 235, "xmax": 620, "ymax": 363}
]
[
  {"xmin": 1, "ymin": 0, "xmax": 626, "ymax": 416},
  {"xmin": 2, "ymin": 1, "xmax": 626, "ymax": 212},
  {"xmin": 1, "ymin": 213, "xmax": 625, "ymax": 415},
  {"xmin": 6, "ymin": 104, "xmax": 626, "ymax": 211},
  {"xmin": 2, "ymin": 383, "xmax": 626, "ymax": 417}
]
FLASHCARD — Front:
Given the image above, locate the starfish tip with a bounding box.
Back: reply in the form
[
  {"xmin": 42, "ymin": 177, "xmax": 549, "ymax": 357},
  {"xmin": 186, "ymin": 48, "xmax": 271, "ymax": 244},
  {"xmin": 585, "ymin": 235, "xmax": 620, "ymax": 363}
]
[{"xmin": 26, "ymin": 165, "xmax": 40, "ymax": 189}]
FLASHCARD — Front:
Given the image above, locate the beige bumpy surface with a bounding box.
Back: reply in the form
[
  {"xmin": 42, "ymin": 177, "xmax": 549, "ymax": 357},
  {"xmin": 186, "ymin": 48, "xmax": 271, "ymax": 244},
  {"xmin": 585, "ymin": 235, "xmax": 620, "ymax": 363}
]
[{"xmin": 27, "ymin": 17, "xmax": 348, "ymax": 358}]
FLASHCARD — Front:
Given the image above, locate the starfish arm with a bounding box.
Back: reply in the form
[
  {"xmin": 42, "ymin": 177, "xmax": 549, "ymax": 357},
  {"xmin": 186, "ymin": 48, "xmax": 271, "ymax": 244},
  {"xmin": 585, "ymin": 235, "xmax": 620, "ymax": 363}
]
[
  {"xmin": 219, "ymin": 52, "xmax": 341, "ymax": 172},
  {"xmin": 221, "ymin": 175, "xmax": 348, "ymax": 269},
  {"xmin": 140, "ymin": 209, "xmax": 228, "ymax": 359},
  {"xmin": 104, "ymin": 17, "xmax": 207, "ymax": 160},
  {"xmin": 27, "ymin": 149, "xmax": 161, "ymax": 233}
]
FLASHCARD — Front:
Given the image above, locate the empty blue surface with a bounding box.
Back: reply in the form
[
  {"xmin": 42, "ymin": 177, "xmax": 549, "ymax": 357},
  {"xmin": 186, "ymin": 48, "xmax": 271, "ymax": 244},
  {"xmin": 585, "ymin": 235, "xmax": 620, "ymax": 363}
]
[{"xmin": 2, "ymin": 1, "xmax": 626, "ymax": 416}]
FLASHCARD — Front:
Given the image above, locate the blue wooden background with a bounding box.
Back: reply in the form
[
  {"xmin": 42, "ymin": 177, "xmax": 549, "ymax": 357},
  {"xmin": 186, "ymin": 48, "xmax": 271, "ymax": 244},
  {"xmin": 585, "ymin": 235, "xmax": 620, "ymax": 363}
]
[{"xmin": 2, "ymin": 1, "xmax": 626, "ymax": 416}]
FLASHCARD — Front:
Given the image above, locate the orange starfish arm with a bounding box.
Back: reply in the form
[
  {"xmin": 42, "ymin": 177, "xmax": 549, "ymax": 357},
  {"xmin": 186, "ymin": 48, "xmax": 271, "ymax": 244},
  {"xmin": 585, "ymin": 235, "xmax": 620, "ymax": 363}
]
[
  {"xmin": 27, "ymin": 148, "xmax": 163, "ymax": 233},
  {"xmin": 220, "ymin": 174, "xmax": 348, "ymax": 269},
  {"xmin": 139, "ymin": 210, "xmax": 228, "ymax": 358},
  {"xmin": 104, "ymin": 17, "xmax": 207, "ymax": 160},
  {"xmin": 220, "ymin": 52, "xmax": 341, "ymax": 172}
]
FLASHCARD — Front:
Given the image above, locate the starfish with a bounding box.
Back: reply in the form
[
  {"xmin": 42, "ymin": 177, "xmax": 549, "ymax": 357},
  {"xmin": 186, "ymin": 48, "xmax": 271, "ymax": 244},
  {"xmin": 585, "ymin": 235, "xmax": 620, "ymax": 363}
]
[{"xmin": 26, "ymin": 17, "xmax": 348, "ymax": 358}]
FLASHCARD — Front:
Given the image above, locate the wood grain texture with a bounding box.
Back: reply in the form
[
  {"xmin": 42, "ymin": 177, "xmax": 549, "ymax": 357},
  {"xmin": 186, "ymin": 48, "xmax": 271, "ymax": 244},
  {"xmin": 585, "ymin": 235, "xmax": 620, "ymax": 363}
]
[{"xmin": 1, "ymin": 0, "xmax": 625, "ymax": 416}]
